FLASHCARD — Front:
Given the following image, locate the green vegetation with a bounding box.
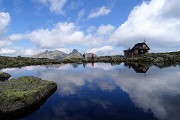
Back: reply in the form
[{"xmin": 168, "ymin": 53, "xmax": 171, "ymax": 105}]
[
  {"xmin": 0, "ymin": 76, "xmax": 57, "ymax": 113},
  {"xmin": 0, "ymin": 56, "xmax": 60, "ymax": 68}
]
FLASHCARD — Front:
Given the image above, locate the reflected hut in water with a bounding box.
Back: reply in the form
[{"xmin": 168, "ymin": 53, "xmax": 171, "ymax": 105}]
[{"xmin": 124, "ymin": 62, "xmax": 150, "ymax": 73}]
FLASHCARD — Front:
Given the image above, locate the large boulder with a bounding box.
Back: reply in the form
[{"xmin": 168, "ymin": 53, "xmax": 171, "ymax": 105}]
[
  {"xmin": 0, "ymin": 72, "xmax": 11, "ymax": 81},
  {"xmin": 0, "ymin": 76, "xmax": 57, "ymax": 119}
]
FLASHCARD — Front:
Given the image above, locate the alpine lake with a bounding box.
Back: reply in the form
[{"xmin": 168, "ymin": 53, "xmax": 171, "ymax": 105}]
[{"xmin": 1, "ymin": 62, "xmax": 180, "ymax": 120}]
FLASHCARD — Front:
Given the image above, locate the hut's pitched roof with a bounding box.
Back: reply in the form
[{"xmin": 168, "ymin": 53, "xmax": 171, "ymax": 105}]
[{"xmin": 132, "ymin": 42, "xmax": 150, "ymax": 50}]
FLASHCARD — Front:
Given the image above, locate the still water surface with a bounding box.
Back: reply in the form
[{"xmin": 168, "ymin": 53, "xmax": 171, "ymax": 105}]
[{"xmin": 2, "ymin": 63, "xmax": 180, "ymax": 120}]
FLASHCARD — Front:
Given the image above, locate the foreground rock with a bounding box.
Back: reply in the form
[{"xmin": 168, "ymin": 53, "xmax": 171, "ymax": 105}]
[
  {"xmin": 0, "ymin": 72, "xmax": 11, "ymax": 81},
  {"xmin": 0, "ymin": 76, "xmax": 57, "ymax": 119}
]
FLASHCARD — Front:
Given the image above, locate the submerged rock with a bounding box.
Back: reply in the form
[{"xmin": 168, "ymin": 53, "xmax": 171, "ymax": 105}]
[
  {"xmin": 0, "ymin": 76, "xmax": 57, "ymax": 118},
  {"xmin": 0, "ymin": 72, "xmax": 11, "ymax": 81}
]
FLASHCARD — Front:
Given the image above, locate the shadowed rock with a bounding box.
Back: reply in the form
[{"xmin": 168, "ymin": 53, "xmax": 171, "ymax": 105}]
[{"xmin": 0, "ymin": 72, "xmax": 11, "ymax": 81}]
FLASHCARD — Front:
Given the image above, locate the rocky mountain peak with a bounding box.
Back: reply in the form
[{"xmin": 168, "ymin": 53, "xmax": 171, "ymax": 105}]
[
  {"xmin": 32, "ymin": 50, "xmax": 67, "ymax": 60},
  {"xmin": 64, "ymin": 49, "xmax": 83, "ymax": 59},
  {"xmin": 72, "ymin": 49, "xmax": 78, "ymax": 54},
  {"xmin": 44, "ymin": 50, "xmax": 49, "ymax": 53}
]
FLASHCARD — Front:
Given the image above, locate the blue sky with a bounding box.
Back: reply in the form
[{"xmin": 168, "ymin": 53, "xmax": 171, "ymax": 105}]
[{"xmin": 0, "ymin": 0, "xmax": 180, "ymax": 56}]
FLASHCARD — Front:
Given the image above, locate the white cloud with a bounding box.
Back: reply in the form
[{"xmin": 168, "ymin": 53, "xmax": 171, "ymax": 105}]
[
  {"xmin": 21, "ymin": 49, "xmax": 39, "ymax": 56},
  {"xmin": 97, "ymin": 24, "xmax": 115, "ymax": 35},
  {"xmin": 161, "ymin": 0, "xmax": 180, "ymax": 19},
  {"xmin": 27, "ymin": 22, "xmax": 84, "ymax": 48},
  {"xmin": 0, "ymin": 12, "xmax": 12, "ymax": 54},
  {"xmin": 0, "ymin": 12, "xmax": 10, "ymax": 35},
  {"xmin": 86, "ymin": 26, "xmax": 96, "ymax": 33},
  {"xmin": 78, "ymin": 9, "xmax": 85, "ymax": 18},
  {"xmin": 0, "ymin": 40, "xmax": 11, "ymax": 47},
  {"xmin": 76, "ymin": 8, "xmax": 85, "ymax": 22},
  {"xmin": 87, "ymin": 46, "xmax": 113, "ymax": 55},
  {"xmin": 88, "ymin": 6, "xmax": 111, "ymax": 19},
  {"xmin": 9, "ymin": 22, "xmax": 107, "ymax": 50},
  {"xmin": 0, "ymin": 48, "xmax": 16, "ymax": 55},
  {"xmin": 38, "ymin": 0, "xmax": 67, "ymax": 14},
  {"xmin": 8, "ymin": 34, "xmax": 25, "ymax": 41},
  {"xmin": 92, "ymin": 63, "xmax": 113, "ymax": 70},
  {"xmin": 1, "ymin": 0, "xmax": 180, "ymax": 57},
  {"xmin": 110, "ymin": 0, "xmax": 180, "ymax": 52},
  {"xmin": 57, "ymin": 48, "xmax": 70, "ymax": 53}
]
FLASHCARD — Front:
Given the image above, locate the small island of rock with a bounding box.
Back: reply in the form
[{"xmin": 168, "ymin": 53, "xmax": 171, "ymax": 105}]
[{"xmin": 0, "ymin": 76, "xmax": 57, "ymax": 119}]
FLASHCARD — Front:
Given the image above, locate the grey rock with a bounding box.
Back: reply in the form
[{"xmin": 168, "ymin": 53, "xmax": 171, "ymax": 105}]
[
  {"xmin": 72, "ymin": 49, "xmax": 78, "ymax": 54},
  {"xmin": 65, "ymin": 49, "xmax": 83, "ymax": 59},
  {"xmin": 0, "ymin": 76, "xmax": 57, "ymax": 118}
]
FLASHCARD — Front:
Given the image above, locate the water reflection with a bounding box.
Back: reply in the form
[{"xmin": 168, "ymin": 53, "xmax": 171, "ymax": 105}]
[
  {"xmin": 1, "ymin": 63, "xmax": 180, "ymax": 120},
  {"xmin": 124, "ymin": 62, "xmax": 150, "ymax": 73}
]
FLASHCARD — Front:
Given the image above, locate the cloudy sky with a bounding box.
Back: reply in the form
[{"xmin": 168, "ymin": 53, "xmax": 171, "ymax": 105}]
[{"xmin": 0, "ymin": 0, "xmax": 180, "ymax": 56}]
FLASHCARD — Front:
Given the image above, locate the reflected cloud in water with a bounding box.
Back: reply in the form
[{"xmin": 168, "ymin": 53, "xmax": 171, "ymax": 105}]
[{"xmin": 2, "ymin": 63, "xmax": 180, "ymax": 120}]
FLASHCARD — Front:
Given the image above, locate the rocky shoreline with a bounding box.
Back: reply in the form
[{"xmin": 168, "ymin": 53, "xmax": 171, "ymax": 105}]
[
  {"xmin": 1, "ymin": 51, "xmax": 180, "ymax": 68},
  {"xmin": 0, "ymin": 56, "xmax": 60, "ymax": 69},
  {"xmin": 0, "ymin": 76, "xmax": 57, "ymax": 119},
  {"xmin": 62, "ymin": 51, "xmax": 180, "ymax": 65}
]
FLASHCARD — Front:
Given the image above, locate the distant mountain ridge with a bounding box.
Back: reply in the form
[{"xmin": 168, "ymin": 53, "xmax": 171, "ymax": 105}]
[
  {"xmin": 65, "ymin": 49, "xmax": 83, "ymax": 59},
  {"xmin": 32, "ymin": 49, "xmax": 87, "ymax": 60},
  {"xmin": 32, "ymin": 50, "xmax": 67, "ymax": 60}
]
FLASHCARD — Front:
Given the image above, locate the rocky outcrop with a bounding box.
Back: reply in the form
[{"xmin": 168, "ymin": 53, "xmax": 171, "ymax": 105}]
[
  {"xmin": 0, "ymin": 72, "xmax": 11, "ymax": 81},
  {"xmin": 0, "ymin": 76, "xmax": 57, "ymax": 119},
  {"xmin": 65, "ymin": 49, "xmax": 83, "ymax": 59},
  {"xmin": 32, "ymin": 50, "xmax": 67, "ymax": 59}
]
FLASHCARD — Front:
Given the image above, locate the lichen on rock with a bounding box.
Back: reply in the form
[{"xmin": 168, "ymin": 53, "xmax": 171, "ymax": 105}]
[
  {"xmin": 0, "ymin": 72, "xmax": 11, "ymax": 81},
  {"xmin": 0, "ymin": 76, "xmax": 57, "ymax": 118}
]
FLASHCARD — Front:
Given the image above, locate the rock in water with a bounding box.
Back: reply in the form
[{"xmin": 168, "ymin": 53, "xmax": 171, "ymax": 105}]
[
  {"xmin": 0, "ymin": 72, "xmax": 11, "ymax": 81},
  {"xmin": 0, "ymin": 76, "xmax": 57, "ymax": 119}
]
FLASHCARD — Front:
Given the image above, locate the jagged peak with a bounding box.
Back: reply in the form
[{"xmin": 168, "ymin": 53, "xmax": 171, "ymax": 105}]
[
  {"xmin": 44, "ymin": 50, "xmax": 49, "ymax": 53},
  {"xmin": 72, "ymin": 49, "xmax": 79, "ymax": 54}
]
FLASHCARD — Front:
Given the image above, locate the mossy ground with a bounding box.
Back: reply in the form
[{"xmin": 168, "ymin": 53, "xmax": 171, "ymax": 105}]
[
  {"xmin": 0, "ymin": 76, "xmax": 57, "ymax": 113},
  {"xmin": 0, "ymin": 56, "xmax": 60, "ymax": 68}
]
